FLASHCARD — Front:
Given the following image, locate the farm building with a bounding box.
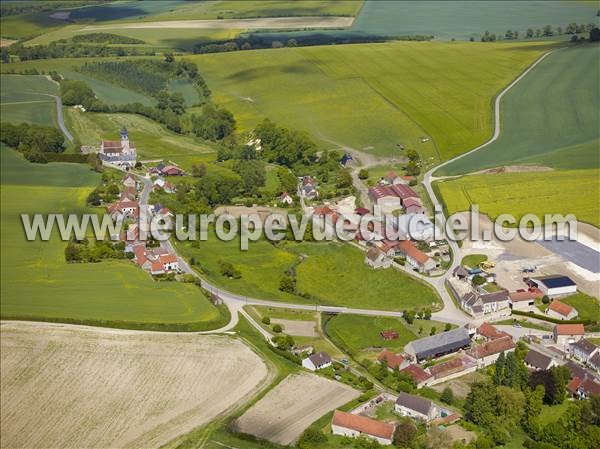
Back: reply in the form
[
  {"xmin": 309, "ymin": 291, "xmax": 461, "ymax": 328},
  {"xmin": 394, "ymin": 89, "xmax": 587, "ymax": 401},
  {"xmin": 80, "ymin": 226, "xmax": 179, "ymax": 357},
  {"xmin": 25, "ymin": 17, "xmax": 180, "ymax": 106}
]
[
  {"xmin": 382, "ymin": 171, "xmax": 403, "ymax": 185},
  {"xmin": 530, "ymin": 275, "xmax": 577, "ymax": 298},
  {"xmin": 302, "ymin": 352, "xmax": 332, "ymax": 371},
  {"xmin": 365, "ymin": 247, "xmax": 392, "ymax": 269},
  {"xmin": 407, "ymin": 328, "xmax": 471, "ymax": 362},
  {"xmin": 476, "ymin": 323, "xmax": 510, "ymax": 341},
  {"xmin": 509, "ymin": 290, "xmax": 538, "ymax": 311},
  {"xmin": 399, "ymin": 364, "xmax": 433, "ymax": 388},
  {"xmin": 469, "ymin": 336, "xmax": 515, "ymax": 367},
  {"xmin": 394, "ymin": 213, "xmax": 436, "ymax": 241},
  {"xmin": 459, "ymin": 290, "xmax": 509, "ymax": 317},
  {"xmin": 553, "ymin": 324, "xmax": 585, "ymax": 346},
  {"xmin": 547, "ymin": 300, "xmax": 578, "ymax": 320},
  {"xmin": 396, "ymin": 240, "xmax": 437, "ymax": 273},
  {"xmin": 331, "ymin": 410, "xmax": 396, "ymax": 445},
  {"xmin": 99, "ymin": 127, "xmax": 136, "ymax": 167},
  {"xmin": 377, "ymin": 349, "xmax": 406, "ymax": 371},
  {"xmin": 428, "ymin": 355, "xmax": 477, "ymax": 384},
  {"xmin": 524, "ymin": 349, "xmax": 555, "ymax": 371},
  {"xmin": 570, "ymin": 339, "xmax": 598, "ymax": 363},
  {"xmin": 394, "ymin": 392, "xmax": 438, "ymax": 422}
]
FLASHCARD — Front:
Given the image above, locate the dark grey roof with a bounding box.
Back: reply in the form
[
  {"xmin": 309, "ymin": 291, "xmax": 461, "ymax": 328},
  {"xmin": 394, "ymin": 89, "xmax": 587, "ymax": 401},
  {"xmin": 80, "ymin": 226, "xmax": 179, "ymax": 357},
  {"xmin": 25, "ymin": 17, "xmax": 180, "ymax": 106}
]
[
  {"xmin": 411, "ymin": 328, "xmax": 471, "ymax": 360},
  {"xmin": 395, "ymin": 392, "xmax": 433, "ymax": 416},
  {"xmin": 480, "ymin": 291, "xmax": 509, "ymax": 304},
  {"xmin": 524, "ymin": 350, "xmax": 553, "ymax": 370},
  {"xmin": 472, "ymin": 304, "xmax": 483, "ymax": 314},
  {"xmin": 571, "ymin": 339, "xmax": 598, "ymax": 356},
  {"xmin": 453, "ymin": 266, "xmax": 468, "ymax": 277},
  {"xmin": 589, "ymin": 352, "xmax": 600, "ymax": 369},
  {"xmin": 308, "ymin": 352, "xmax": 331, "ymax": 367},
  {"xmin": 535, "ymin": 275, "xmax": 576, "ymax": 288}
]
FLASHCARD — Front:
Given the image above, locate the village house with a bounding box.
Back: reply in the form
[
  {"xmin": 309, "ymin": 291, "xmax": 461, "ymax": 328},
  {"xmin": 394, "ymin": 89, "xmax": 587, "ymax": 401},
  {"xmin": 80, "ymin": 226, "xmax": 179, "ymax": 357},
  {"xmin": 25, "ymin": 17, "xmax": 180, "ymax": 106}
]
[
  {"xmin": 365, "ymin": 247, "xmax": 392, "ymax": 269},
  {"xmin": 368, "ymin": 186, "xmax": 402, "ymax": 213},
  {"xmin": 331, "ymin": 410, "xmax": 396, "ymax": 446},
  {"xmin": 570, "ymin": 339, "xmax": 599, "ymax": 363},
  {"xmin": 302, "ymin": 352, "xmax": 332, "ymax": 371},
  {"xmin": 476, "ymin": 322, "xmax": 511, "ymax": 341},
  {"xmin": 553, "ymin": 324, "xmax": 585, "ymax": 346},
  {"xmin": 403, "ymin": 197, "xmax": 425, "ymax": 215},
  {"xmin": 279, "ymin": 192, "xmax": 293, "ymax": 205},
  {"xmin": 396, "ymin": 240, "xmax": 436, "ymax": 273},
  {"xmin": 589, "ymin": 352, "xmax": 600, "ymax": 372},
  {"xmin": 132, "ymin": 245, "xmax": 179, "ymax": 275},
  {"xmin": 547, "ymin": 300, "xmax": 578, "ymax": 321},
  {"xmin": 524, "ymin": 349, "xmax": 556, "ymax": 371},
  {"xmin": 567, "ymin": 376, "xmax": 600, "ymax": 400},
  {"xmin": 459, "ymin": 290, "xmax": 510, "ymax": 317},
  {"xmin": 407, "ymin": 328, "xmax": 472, "ymax": 362},
  {"xmin": 99, "ymin": 127, "xmax": 137, "ymax": 167},
  {"xmin": 469, "ymin": 336, "xmax": 515, "ymax": 368},
  {"xmin": 378, "ymin": 349, "xmax": 407, "ymax": 371},
  {"xmin": 108, "ymin": 199, "xmax": 140, "ymax": 220},
  {"xmin": 529, "ymin": 275, "xmax": 577, "ymax": 298},
  {"xmin": 382, "ymin": 170, "xmax": 403, "ymax": 185},
  {"xmin": 122, "ymin": 173, "xmax": 137, "ymax": 188},
  {"xmin": 395, "ymin": 392, "xmax": 438, "ymax": 422},
  {"xmin": 509, "ymin": 290, "xmax": 538, "ymax": 312},
  {"xmin": 399, "ymin": 364, "xmax": 433, "ymax": 388}
]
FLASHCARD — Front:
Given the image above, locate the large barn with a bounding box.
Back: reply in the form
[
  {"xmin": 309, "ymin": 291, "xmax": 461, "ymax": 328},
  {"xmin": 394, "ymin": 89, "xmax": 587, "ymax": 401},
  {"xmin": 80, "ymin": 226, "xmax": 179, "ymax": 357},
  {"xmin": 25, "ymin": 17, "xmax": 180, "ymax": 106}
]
[{"xmin": 407, "ymin": 328, "xmax": 472, "ymax": 362}]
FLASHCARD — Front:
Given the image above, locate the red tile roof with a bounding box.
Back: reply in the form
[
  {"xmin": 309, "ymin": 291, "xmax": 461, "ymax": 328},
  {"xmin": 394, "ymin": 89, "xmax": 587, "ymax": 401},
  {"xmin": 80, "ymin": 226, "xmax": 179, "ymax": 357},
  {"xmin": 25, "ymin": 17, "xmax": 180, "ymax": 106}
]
[
  {"xmin": 400, "ymin": 364, "xmax": 432, "ymax": 383},
  {"xmin": 548, "ymin": 300, "xmax": 575, "ymax": 317},
  {"xmin": 471, "ymin": 336, "xmax": 515, "ymax": 359},
  {"xmin": 477, "ymin": 323, "xmax": 510, "ymax": 340},
  {"xmin": 403, "ymin": 197, "xmax": 422, "ymax": 208},
  {"xmin": 332, "ymin": 410, "xmax": 395, "ymax": 440},
  {"xmin": 397, "ymin": 240, "xmax": 430, "ymax": 265},
  {"xmin": 159, "ymin": 254, "xmax": 178, "ymax": 264},
  {"xmin": 369, "ymin": 185, "xmax": 398, "ymax": 200},
  {"xmin": 355, "ymin": 207, "xmax": 371, "ymax": 216},
  {"xmin": 555, "ymin": 324, "xmax": 585, "ymax": 335},
  {"xmin": 378, "ymin": 349, "xmax": 404, "ymax": 370},
  {"xmin": 509, "ymin": 291, "xmax": 538, "ymax": 302},
  {"xmin": 429, "ymin": 356, "xmax": 475, "ymax": 378},
  {"xmin": 390, "ymin": 184, "xmax": 418, "ymax": 200}
]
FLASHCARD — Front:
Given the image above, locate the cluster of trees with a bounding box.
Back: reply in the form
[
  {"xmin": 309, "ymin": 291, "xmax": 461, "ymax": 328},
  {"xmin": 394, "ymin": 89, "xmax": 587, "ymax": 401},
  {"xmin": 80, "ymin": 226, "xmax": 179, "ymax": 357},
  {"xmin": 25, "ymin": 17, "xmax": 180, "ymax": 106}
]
[
  {"xmin": 405, "ymin": 149, "xmax": 421, "ymax": 176},
  {"xmin": 402, "ymin": 308, "xmax": 432, "ymax": 324},
  {"xmin": 65, "ymin": 239, "xmax": 127, "ymax": 263},
  {"xmin": 191, "ymin": 104, "xmax": 236, "ymax": 141},
  {"xmin": 463, "ymin": 348, "xmax": 600, "ymax": 448},
  {"xmin": 479, "ymin": 23, "xmax": 598, "ymax": 42},
  {"xmin": 195, "ymin": 170, "xmax": 242, "ymax": 206},
  {"xmin": 218, "ymin": 260, "xmax": 241, "ymax": 279},
  {"xmin": 7, "ymin": 41, "xmax": 156, "ymax": 61},
  {"xmin": 0, "ymin": 122, "xmax": 64, "ymax": 162},
  {"xmin": 60, "ymin": 79, "xmax": 106, "ymax": 111},
  {"xmin": 71, "ymin": 33, "xmax": 145, "ymax": 45},
  {"xmin": 254, "ymin": 119, "xmax": 317, "ymax": 168}
]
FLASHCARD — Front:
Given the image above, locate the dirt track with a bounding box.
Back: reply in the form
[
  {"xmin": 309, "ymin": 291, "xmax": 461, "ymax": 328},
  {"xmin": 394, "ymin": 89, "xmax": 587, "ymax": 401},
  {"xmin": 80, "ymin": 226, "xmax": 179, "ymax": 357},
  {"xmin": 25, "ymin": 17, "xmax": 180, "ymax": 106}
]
[
  {"xmin": 84, "ymin": 16, "xmax": 353, "ymax": 31},
  {"xmin": 0, "ymin": 321, "xmax": 268, "ymax": 449},
  {"xmin": 234, "ymin": 372, "xmax": 359, "ymax": 445}
]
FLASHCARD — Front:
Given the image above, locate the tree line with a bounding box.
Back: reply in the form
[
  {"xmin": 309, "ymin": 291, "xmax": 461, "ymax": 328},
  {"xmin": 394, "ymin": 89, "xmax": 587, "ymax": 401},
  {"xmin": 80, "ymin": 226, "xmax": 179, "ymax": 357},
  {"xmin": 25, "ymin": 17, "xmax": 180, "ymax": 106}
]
[
  {"xmin": 480, "ymin": 23, "xmax": 598, "ymax": 42},
  {"xmin": 0, "ymin": 122, "xmax": 64, "ymax": 163}
]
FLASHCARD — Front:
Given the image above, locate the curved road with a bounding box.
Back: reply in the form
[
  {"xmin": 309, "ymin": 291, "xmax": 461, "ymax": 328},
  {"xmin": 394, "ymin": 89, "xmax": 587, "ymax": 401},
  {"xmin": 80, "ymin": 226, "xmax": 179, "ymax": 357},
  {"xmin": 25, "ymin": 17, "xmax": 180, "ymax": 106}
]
[{"xmin": 136, "ymin": 48, "xmax": 559, "ymax": 335}]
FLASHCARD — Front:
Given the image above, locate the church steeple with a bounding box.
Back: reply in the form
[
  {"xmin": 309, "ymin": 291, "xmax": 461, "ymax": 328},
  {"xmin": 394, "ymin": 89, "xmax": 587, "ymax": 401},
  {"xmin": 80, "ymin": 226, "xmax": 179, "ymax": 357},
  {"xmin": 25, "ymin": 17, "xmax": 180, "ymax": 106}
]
[{"xmin": 120, "ymin": 126, "xmax": 128, "ymax": 141}]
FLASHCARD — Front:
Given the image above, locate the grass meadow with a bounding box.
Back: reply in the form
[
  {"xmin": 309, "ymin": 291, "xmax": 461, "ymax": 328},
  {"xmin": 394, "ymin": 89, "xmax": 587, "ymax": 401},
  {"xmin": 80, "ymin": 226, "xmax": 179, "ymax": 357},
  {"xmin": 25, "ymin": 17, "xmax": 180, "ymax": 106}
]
[
  {"xmin": 191, "ymin": 40, "xmax": 553, "ymax": 161},
  {"xmin": 0, "ymin": 145, "xmax": 225, "ymax": 329},
  {"xmin": 440, "ymin": 44, "xmax": 600, "ymax": 175},
  {"xmin": 1, "ymin": 75, "xmax": 58, "ymax": 126},
  {"xmin": 561, "ymin": 292, "xmax": 600, "ymax": 323},
  {"xmin": 65, "ymin": 109, "xmax": 216, "ymax": 167},
  {"xmin": 177, "ymin": 238, "xmax": 440, "ymax": 312},
  {"xmin": 436, "ymin": 169, "xmax": 600, "ymax": 227}
]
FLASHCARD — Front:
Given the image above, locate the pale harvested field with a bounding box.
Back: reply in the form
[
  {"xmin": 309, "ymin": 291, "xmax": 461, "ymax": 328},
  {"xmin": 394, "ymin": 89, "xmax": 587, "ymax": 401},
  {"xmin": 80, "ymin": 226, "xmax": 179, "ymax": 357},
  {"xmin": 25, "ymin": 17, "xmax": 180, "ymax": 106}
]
[
  {"xmin": 84, "ymin": 16, "xmax": 353, "ymax": 31},
  {"xmin": 0, "ymin": 321, "xmax": 268, "ymax": 449},
  {"xmin": 271, "ymin": 318, "xmax": 317, "ymax": 337},
  {"xmin": 234, "ymin": 372, "xmax": 360, "ymax": 445}
]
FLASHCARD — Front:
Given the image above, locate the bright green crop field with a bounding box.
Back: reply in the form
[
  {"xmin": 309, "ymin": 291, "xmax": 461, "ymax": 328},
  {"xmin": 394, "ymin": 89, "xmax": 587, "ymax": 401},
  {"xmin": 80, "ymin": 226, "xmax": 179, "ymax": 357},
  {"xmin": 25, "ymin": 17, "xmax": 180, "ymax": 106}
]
[
  {"xmin": 440, "ymin": 44, "xmax": 600, "ymax": 175},
  {"xmin": 436, "ymin": 169, "xmax": 600, "ymax": 227},
  {"xmin": 0, "ymin": 145, "xmax": 225, "ymax": 329},
  {"xmin": 191, "ymin": 40, "xmax": 553, "ymax": 161},
  {"xmin": 1, "ymin": 75, "xmax": 58, "ymax": 126}
]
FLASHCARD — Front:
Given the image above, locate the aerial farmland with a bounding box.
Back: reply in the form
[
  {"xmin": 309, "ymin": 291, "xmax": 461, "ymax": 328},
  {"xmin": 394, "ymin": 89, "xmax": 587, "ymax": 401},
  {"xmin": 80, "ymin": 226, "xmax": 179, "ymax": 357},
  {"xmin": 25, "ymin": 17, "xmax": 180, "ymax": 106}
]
[{"xmin": 1, "ymin": 1, "xmax": 599, "ymax": 449}]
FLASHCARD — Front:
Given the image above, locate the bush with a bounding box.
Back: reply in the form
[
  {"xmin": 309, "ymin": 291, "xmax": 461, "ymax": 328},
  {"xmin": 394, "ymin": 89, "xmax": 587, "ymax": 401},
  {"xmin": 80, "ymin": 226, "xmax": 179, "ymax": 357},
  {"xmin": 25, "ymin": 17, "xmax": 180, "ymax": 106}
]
[
  {"xmin": 261, "ymin": 316, "xmax": 271, "ymax": 325},
  {"xmin": 440, "ymin": 386, "xmax": 455, "ymax": 405},
  {"xmin": 542, "ymin": 295, "xmax": 550, "ymax": 304},
  {"xmin": 298, "ymin": 427, "xmax": 327, "ymax": 448},
  {"xmin": 272, "ymin": 324, "xmax": 282, "ymax": 333}
]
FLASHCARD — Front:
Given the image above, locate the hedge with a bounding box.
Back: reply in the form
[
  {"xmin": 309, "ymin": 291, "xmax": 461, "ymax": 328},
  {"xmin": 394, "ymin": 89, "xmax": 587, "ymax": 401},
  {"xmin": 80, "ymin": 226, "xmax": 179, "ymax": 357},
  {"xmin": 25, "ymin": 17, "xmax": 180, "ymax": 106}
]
[{"xmin": 512, "ymin": 309, "xmax": 594, "ymax": 325}]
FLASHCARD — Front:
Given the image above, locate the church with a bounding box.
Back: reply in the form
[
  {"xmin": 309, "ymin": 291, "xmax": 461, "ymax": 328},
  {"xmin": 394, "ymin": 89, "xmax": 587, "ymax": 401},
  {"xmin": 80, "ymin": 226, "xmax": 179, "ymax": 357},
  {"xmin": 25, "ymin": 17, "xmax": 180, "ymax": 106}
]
[{"xmin": 99, "ymin": 127, "xmax": 137, "ymax": 167}]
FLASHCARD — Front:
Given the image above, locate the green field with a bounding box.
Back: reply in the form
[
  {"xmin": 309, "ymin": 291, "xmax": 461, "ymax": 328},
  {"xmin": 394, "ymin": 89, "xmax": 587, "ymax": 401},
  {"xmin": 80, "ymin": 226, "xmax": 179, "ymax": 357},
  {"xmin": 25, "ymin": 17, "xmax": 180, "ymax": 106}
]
[
  {"xmin": 1, "ymin": 74, "xmax": 58, "ymax": 126},
  {"xmin": 0, "ymin": 145, "xmax": 225, "ymax": 329},
  {"xmin": 1, "ymin": 58, "xmax": 157, "ymax": 106},
  {"xmin": 65, "ymin": 109, "xmax": 215, "ymax": 166},
  {"xmin": 461, "ymin": 254, "xmax": 487, "ymax": 268},
  {"xmin": 177, "ymin": 238, "xmax": 440, "ymax": 312},
  {"xmin": 191, "ymin": 40, "xmax": 553, "ymax": 161},
  {"xmin": 325, "ymin": 314, "xmax": 450, "ymax": 359},
  {"xmin": 436, "ymin": 169, "xmax": 600, "ymax": 227},
  {"xmin": 293, "ymin": 242, "xmax": 440, "ymax": 310},
  {"xmin": 561, "ymin": 292, "xmax": 600, "ymax": 323},
  {"xmin": 440, "ymin": 44, "xmax": 600, "ymax": 175}
]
